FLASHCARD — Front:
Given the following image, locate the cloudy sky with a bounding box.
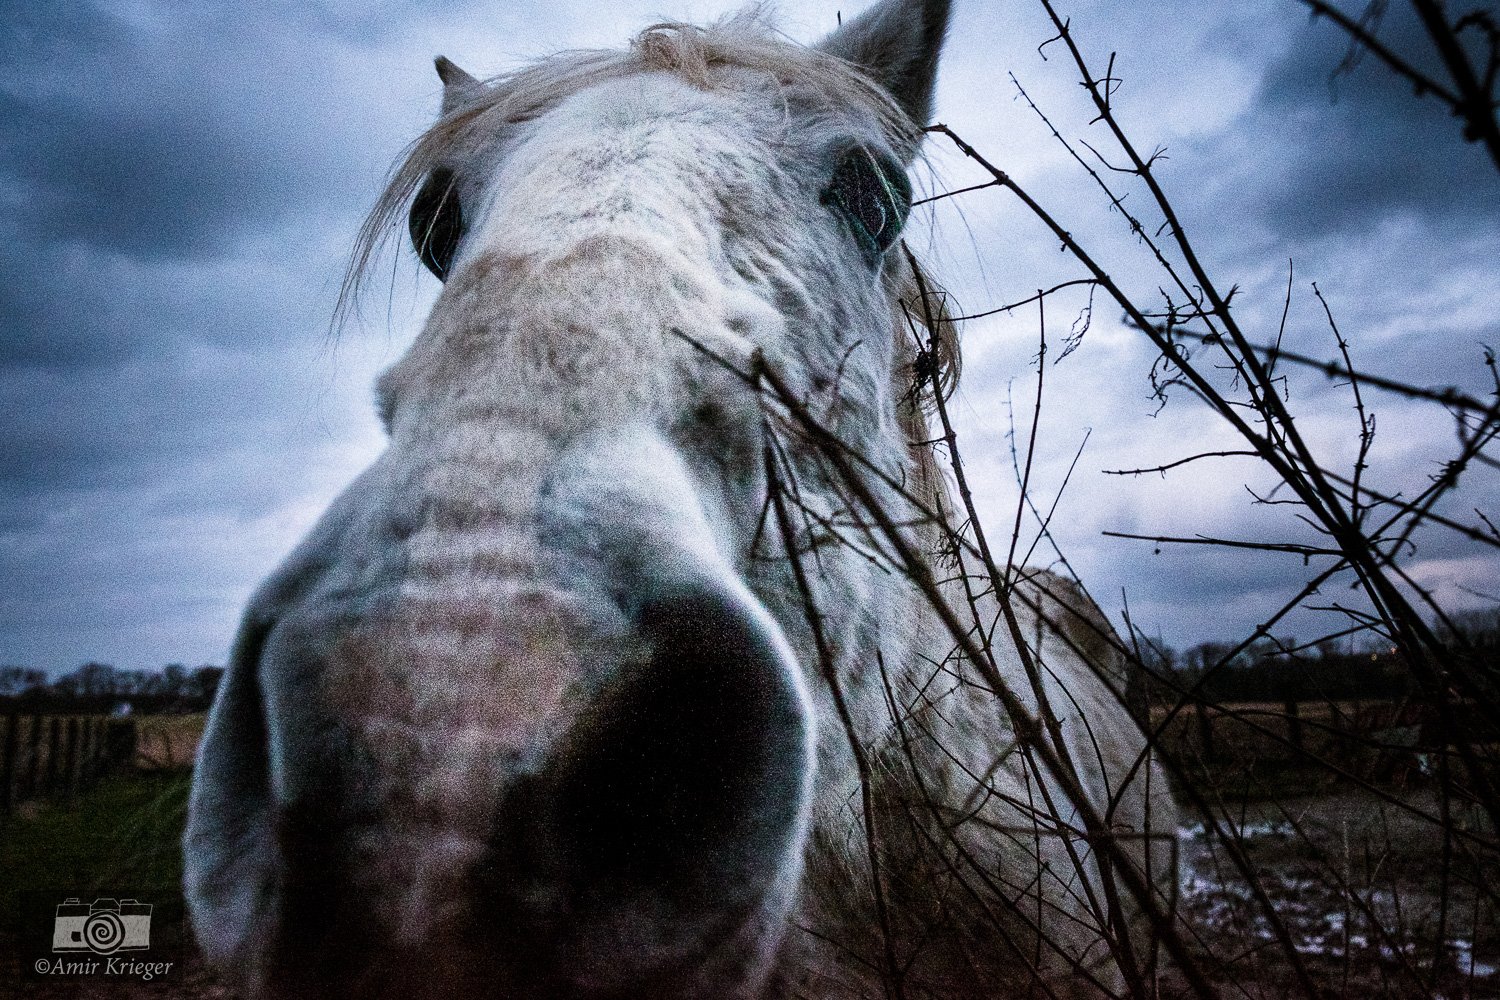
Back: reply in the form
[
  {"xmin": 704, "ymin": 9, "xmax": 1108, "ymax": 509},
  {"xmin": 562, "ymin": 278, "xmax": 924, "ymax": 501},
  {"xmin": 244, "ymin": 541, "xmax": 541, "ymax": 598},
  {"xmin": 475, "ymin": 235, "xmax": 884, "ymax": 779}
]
[{"xmin": 2, "ymin": 0, "xmax": 1496, "ymax": 675}]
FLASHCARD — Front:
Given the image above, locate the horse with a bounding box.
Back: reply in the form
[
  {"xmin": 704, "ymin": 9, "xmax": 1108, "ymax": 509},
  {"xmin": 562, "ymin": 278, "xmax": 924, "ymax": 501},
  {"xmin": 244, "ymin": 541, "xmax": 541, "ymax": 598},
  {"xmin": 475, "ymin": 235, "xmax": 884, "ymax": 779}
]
[{"xmin": 184, "ymin": 1, "xmax": 1176, "ymax": 996}]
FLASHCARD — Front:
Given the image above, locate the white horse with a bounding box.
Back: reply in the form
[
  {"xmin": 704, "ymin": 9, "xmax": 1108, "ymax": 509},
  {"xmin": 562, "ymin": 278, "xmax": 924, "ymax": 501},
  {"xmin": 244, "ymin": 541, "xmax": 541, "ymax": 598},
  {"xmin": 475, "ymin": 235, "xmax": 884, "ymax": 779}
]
[{"xmin": 185, "ymin": 1, "xmax": 1175, "ymax": 997}]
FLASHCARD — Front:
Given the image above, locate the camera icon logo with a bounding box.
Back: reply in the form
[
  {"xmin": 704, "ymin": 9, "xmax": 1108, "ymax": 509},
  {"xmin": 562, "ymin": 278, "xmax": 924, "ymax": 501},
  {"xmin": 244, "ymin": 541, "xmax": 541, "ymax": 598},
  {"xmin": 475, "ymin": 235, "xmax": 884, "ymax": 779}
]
[{"xmin": 52, "ymin": 898, "xmax": 153, "ymax": 955}]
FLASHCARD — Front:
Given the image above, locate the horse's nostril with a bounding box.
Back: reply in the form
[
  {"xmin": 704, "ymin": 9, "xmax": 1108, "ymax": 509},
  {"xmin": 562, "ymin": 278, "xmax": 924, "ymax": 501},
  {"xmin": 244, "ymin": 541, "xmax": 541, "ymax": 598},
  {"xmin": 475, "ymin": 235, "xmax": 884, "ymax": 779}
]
[
  {"xmin": 526, "ymin": 579, "xmax": 813, "ymax": 956},
  {"xmin": 555, "ymin": 585, "xmax": 811, "ymax": 896},
  {"xmin": 559, "ymin": 654, "xmax": 746, "ymax": 884}
]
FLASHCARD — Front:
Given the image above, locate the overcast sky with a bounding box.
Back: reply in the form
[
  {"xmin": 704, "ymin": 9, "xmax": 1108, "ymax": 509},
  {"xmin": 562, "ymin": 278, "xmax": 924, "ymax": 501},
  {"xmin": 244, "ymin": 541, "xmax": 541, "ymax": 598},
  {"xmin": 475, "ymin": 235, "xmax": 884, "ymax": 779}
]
[{"xmin": 2, "ymin": 0, "xmax": 1497, "ymax": 675}]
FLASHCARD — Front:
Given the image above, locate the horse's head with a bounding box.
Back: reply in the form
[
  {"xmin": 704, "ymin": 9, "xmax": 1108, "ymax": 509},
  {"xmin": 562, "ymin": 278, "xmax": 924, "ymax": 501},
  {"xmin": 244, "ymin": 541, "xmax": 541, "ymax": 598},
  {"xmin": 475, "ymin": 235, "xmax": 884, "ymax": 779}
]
[{"xmin": 186, "ymin": 1, "xmax": 950, "ymax": 996}]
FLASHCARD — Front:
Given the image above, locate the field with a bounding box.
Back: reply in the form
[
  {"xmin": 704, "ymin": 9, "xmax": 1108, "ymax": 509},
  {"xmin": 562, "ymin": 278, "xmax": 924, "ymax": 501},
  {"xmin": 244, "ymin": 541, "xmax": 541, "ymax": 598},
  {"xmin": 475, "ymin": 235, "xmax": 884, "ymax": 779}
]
[
  {"xmin": 128, "ymin": 714, "xmax": 206, "ymax": 773},
  {"xmin": 1138, "ymin": 697, "xmax": 1500, "ymax": 997},
  {"xmin": 0, "ymin": 714, "xmax": 224, "ymax": 998},
  {"xmin": 1173, "ymin": 787, "xmax": 1498, "ymax": 997},
  {"xmin": 3, "ymin": 711, "xmax": 1496, "ymax": 998},
  {"xmin": 0, "ymin": 768, "xmax": 228, "ymax": 997}
]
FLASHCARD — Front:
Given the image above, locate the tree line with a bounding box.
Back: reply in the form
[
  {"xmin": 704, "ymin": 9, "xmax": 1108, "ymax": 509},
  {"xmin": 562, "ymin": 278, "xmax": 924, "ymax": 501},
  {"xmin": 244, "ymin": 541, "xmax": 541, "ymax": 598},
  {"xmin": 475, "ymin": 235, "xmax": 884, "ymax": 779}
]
[
  {"xmin": 1131, "ymin": 606, "xmax": 1500, "ymax": 706},
  {"xmin": 7, "ymin": 603, "xmax": 1495, "ymax": 715},
  {"xmin": 0, "ymin": 661, "xmax": 223, "ymax": 714}
]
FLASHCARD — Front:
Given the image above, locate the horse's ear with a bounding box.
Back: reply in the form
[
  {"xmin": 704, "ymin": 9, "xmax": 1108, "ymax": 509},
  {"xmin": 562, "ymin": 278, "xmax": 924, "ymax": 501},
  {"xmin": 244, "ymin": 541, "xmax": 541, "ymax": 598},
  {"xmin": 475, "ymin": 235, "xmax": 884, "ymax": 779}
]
[
  {"xmin": 817, "ymin": 0, "xmax": 951, "ymax": 128},
  {"xmin": 434, "ymin": 55, "xmax": 481, "ymax": 116}
]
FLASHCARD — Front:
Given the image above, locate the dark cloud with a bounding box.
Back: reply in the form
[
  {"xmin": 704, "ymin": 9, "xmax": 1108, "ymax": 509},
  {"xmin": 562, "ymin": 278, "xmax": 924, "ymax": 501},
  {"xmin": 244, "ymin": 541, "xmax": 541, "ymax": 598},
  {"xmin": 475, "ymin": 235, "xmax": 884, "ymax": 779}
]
[
  {"xmin": 0, "ymin": 0, "xmax": 442, "ymax": 375},
  {"xmin": 0, "ymin": 2, "xmax": 388, "ymax": 261},
  {"xmin": 0, "ymin": 339, "xmax": 392, "ymax": 671},
  {"xmin": 0, "ymin": 0, "xmax": 446, "ymax": 672},
  {"xmin": 1190, "ymin": 3, "xmax": 1500, "ymax": 243},
  {"xmin": 3, "ymin": 349, "xmax": 304, "ymax": 498}
]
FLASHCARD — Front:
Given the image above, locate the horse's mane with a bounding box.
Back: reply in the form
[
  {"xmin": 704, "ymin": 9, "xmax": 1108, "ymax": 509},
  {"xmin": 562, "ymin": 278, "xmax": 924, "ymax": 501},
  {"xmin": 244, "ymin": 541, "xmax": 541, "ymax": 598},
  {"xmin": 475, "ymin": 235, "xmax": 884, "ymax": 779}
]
[{"xmin": 340, "ymin": 7, "xmax": 959, "ymax": 480}]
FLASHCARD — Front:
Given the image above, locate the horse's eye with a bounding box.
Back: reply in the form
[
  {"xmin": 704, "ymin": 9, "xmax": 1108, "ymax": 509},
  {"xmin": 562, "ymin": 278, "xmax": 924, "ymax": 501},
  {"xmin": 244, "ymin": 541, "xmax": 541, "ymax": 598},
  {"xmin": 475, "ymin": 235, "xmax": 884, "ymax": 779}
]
[
  {"xmin": 821, "ymin": 149, "xmax": 911, "ymax": 263},
  {"xmin": 409, "ymin": 168, "xmax": 464, "ymax": 281}
]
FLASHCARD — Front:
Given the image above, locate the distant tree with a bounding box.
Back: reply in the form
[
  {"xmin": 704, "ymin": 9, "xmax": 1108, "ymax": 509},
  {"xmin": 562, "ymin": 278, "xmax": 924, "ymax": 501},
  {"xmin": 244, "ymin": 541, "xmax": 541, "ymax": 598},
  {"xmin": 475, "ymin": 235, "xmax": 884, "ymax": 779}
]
[
  {"xmin": 1442, "ymin": 606, "xmax": 1500, "ymax": 645},
  {"xmin": 185, "ymin": 665, "xmax": 224, "ymax": 705},
  {"xmin": 1315, "ymin": 636, "xmax": 1346, "ymax": 658},
  {"xmin": 28, "ymin": 661, "xmax": 224, "ymax": 710},
  {"xmin": 0, "ymin": 665, "xmax": 46, "ymax": 697},
  {"xmin": 161, "ymin": 662, "xmax": 188, "ymax": 697},
  {"xmin": 51, "ymin": 661, "xmax": 113, "ymax": 699},
  {"xmin": 1184, "ymin": 641, "xmax": 1237, "ymax": 672}
]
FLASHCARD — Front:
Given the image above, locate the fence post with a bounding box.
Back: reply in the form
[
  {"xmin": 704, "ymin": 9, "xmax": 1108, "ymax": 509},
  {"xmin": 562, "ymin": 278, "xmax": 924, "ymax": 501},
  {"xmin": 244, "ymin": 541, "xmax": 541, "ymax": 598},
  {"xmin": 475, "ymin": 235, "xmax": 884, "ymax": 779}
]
[
  {"xmin": 1196, "ymin": 700, "xmax": 1217, "ymax": 762},
  {"xmin": 79, "ymin": 718, "xmax": 97, "ymax": 789},
  {"xmin": 24, "ymin": 712, "xmax": 43, "ymax": 800},
  {"xmin": 93, "ymin": 718, "xmax": 107, "ymax": 782},
  {"xmin": 1284, "ymin": 697, "xmax": 1303, "ymax": 756},
  {"xmin": 1, "ymin": 711, "xmax": 18, "ymax": 816},
  {"xmin": 105, "ymin": 718, "xmax": 138, "ymax": 771},
  {"xmin": 90, "ymin": 718, "xmax": 105, "ymax": 784},
  {"xmin": 44, "ymin": 718, "xmax": 60, "ymax": 795},
  {"xmin": 62, "ymin": 718, "xmax": 79, "ymax": 798}
]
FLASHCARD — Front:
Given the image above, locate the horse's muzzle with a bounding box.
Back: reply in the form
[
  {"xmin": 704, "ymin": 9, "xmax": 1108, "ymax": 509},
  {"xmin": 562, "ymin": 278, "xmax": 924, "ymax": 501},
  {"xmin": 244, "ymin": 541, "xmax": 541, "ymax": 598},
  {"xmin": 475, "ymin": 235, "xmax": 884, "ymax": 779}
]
[{"xmin": 184, "ymin": 430, "xmax": 816, "ymax": 999}]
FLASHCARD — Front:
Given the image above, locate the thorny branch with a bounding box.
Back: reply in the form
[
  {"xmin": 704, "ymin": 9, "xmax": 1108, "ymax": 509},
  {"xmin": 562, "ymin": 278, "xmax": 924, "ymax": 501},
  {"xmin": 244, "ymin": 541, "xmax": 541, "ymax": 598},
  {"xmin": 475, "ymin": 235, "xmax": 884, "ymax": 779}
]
[
  {"xmin": 1296, "ymin": 0, "xmax": 1500, "ymax": 169},
  {"xmin": 885, "ymin": 2, "xmax": 1500, "ymax": 995}
]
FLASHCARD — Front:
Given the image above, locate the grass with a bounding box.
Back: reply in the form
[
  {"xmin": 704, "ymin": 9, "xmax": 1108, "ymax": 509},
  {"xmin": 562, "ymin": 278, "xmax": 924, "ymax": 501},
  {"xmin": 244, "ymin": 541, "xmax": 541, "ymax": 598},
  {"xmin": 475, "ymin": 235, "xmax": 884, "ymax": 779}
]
[
  {"xmin": 0, "ymin": 768, "xmax": 191, "ymax": 937},
  {"xmin": 0, "ymin": 763, "xmax": 234, "ymax": 998}
]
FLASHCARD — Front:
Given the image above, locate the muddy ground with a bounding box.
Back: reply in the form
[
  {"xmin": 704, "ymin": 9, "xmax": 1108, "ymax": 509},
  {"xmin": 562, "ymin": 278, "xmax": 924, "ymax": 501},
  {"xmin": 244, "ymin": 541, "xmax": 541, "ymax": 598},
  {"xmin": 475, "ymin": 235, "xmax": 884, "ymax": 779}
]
[{"xmin": 1170, "ymin": 787, "xmax": 1498, "ymax": 999}]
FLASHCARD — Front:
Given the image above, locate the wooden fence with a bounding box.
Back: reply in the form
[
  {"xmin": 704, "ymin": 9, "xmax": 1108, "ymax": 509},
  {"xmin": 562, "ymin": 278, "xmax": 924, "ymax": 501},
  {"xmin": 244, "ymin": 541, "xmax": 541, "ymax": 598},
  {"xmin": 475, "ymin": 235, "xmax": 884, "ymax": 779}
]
[
  {"xmin": 1152, "ymin": 696, "xmax": 1500, "ymax": 784},
  {"xmin": 0, "ymin": 713, "xmax": 137, "ymax": 817}
]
